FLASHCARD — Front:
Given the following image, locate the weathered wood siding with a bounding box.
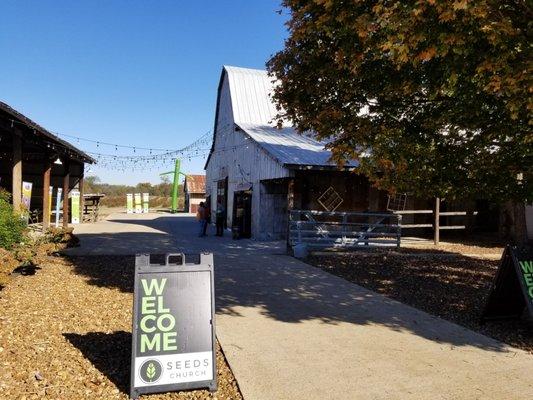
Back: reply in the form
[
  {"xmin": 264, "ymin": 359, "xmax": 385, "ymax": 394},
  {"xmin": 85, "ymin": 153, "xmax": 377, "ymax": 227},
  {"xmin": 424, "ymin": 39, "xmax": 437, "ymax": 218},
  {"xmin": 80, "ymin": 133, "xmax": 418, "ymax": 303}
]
[{"xmin": 205, "ymin": 71, "xmax": 289, "ymax": 237}]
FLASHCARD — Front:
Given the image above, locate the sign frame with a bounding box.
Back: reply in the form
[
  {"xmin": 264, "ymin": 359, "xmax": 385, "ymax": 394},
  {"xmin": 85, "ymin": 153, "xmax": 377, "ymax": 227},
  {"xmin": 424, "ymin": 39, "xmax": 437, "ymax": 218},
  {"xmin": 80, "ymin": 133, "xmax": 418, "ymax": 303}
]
[
  {"xmin": 481, "ymin": 244, "xmax": 533, "ymax": 321},
  {"xmin": 130, "ymin": 253, "xmax": 217, "ymax": 399}
]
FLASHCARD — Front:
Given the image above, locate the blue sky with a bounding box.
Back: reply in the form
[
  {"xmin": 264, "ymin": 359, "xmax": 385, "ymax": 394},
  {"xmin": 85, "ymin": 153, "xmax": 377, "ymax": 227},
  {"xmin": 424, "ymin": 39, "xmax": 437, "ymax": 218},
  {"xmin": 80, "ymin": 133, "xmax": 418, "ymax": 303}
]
[{"xmin": 0, "ymin": 1, "xmax": 288, "ymax": 184}]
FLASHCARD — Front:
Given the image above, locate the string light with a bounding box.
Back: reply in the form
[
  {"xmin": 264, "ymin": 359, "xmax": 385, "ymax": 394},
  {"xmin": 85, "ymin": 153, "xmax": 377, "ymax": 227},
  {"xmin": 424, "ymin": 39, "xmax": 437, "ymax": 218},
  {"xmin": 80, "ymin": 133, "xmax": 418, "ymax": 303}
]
[{"xmin": 2, "ymin": 115, "xmax": 253, "ymax": 172}]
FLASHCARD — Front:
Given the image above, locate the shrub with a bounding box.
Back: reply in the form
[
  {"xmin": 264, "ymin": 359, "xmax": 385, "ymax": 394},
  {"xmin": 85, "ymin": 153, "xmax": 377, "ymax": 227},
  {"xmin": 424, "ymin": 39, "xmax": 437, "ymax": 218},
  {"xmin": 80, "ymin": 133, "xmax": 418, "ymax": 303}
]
[{"xmin": 0, "ymin": 189, "xmax": 26, "ymax": 249}]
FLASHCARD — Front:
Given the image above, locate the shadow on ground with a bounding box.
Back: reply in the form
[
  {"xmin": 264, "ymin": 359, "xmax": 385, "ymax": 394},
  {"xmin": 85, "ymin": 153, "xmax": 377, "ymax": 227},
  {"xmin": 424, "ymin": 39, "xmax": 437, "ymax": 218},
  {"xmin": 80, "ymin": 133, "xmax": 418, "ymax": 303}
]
[
  {"xmin": 64, "ymin": 331, "xmax": 131, "ymax": 395},
  {"xmin": 65, "ymin": 215, "xmax": 523, "ymax": 354}
]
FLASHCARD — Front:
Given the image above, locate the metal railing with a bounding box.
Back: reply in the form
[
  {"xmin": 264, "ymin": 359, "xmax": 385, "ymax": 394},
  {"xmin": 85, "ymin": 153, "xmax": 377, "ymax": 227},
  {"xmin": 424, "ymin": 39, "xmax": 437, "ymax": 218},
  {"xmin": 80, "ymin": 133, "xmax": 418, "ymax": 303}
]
[{"xmin": 288, "ymin": 210, "xmax": 402, "ymax": 249}]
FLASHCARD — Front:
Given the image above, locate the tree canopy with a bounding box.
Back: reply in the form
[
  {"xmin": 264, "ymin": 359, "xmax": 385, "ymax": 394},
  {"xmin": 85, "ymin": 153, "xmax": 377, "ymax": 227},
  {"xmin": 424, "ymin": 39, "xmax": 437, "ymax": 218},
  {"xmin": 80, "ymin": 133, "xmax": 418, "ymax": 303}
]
[{"xmin": 268, "ymin": 0, "xmax": 532, "ymax": 202}]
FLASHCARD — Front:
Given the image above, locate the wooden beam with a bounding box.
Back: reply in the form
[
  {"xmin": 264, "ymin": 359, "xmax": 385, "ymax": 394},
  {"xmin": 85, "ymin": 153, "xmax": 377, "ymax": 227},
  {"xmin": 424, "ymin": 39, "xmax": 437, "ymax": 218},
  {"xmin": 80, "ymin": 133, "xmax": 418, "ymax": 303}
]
[
  {"xmin": 12, "ymin": 135, "xmax": 22, "ymax": 211},
  {"xmin": 42, "ymin": 158, "xmax": 52, "ymax": 230},
  {"xmin": 62, "ymin": 161, "xmax": 70, "ymax": 228},
  {"xmin": 434, "ymin": 197, "xmax": 440, "ymax": 245}
]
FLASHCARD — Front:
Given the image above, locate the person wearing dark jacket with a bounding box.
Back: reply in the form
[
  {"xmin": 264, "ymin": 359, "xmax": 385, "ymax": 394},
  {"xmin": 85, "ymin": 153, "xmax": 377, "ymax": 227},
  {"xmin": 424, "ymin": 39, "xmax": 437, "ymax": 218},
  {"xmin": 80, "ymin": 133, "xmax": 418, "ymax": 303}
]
[{"xmin": 215, "ymin": 200, "xmax": 226, "ymax": 236}]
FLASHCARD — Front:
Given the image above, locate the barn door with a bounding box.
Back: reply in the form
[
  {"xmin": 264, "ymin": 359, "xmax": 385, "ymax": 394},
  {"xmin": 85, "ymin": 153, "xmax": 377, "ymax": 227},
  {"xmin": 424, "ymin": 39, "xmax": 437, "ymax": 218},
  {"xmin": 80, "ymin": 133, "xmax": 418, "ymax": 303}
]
[{"xmin": 232, "ymin": 190, "xmax": 252, "ymax": 238}]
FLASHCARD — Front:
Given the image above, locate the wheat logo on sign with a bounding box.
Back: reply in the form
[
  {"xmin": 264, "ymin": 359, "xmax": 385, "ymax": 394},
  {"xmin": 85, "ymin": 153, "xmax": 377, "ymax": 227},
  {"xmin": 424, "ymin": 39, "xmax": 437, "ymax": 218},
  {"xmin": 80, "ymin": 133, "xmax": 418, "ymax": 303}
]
[{"xmin": 139, "ymin": 359, "xmax": 162, "ymax": 383}]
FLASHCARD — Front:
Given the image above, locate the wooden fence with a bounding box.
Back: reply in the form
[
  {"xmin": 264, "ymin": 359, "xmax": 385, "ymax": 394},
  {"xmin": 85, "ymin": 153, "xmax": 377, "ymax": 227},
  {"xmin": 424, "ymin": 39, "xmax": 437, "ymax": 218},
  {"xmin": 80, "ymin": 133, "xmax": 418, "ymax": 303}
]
[{"xmin": 393, "ymin": 198, "xmax": 477, "ymax": 245}]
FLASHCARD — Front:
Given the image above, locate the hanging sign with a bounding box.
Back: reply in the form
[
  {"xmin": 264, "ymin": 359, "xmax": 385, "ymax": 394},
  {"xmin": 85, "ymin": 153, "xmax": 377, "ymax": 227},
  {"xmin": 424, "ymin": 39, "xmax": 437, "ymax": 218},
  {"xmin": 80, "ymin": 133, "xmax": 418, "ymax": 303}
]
[
  {"xmin": 127, "ymin": 194, "xmax": 134, "ymax": 214},
  {"xmin": 130, "ymin": 253, "xmax": 217, "ymax": 399},
  {"xmin": 482, "ymin": 245, "xmax": 533, "ymax": 321},
  {"xmin": 135, "ymin": 193, "xmax": 143, "ymax": 214},
  {"xmin": 21, "ymin": 181, "xmax": 33, "ymax": 219},
  {"xmin": 71, "ymin": 190, "xmax": 81, "ymax": 224},
  {"xmin": 55, "ymin": 188, "xmax": 63, "ymax": 227},
  {"xmin": 143, "ymin": 193, "xmax": 150, "ymax": 213}
]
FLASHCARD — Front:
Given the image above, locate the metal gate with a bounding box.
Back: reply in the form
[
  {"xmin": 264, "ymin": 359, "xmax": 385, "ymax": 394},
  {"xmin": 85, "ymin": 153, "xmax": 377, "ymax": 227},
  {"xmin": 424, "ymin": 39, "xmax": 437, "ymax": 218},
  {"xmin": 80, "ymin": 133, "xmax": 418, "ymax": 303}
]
[{"xmin": 288, "ymin": 210, "xmax": 402, "ymax": 249}]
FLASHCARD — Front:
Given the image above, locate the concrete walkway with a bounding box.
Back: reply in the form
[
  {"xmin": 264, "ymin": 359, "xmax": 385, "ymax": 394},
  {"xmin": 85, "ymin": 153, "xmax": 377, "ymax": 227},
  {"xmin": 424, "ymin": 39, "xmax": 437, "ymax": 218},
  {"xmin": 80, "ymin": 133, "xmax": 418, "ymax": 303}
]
[{"xmin": 66, "ymin": 213, "xmax": 533, "ymax": 400}]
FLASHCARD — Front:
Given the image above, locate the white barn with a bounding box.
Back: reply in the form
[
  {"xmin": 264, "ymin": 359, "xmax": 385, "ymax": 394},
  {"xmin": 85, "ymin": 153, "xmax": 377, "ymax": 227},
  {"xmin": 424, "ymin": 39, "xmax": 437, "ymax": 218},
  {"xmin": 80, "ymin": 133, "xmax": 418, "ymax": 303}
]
[
  {"xmin": 204, "ymin": 66, "xmax": 370, "ymax": 240},
  {"xmin": 205, "ymin": 66, "xmax": 526, "ymax": 242}
]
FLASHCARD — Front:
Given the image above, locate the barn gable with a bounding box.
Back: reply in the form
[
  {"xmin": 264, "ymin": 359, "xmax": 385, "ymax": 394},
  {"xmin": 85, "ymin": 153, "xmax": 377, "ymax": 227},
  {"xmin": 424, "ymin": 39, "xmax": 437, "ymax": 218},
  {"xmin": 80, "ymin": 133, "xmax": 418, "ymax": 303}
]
[
  {"xmin": 205, "ymin": 66, "xmax": 361, "ymax": 240},
  {"xmin": 206, "ymin": 65, "xmax": 358, "ymax": 171}
]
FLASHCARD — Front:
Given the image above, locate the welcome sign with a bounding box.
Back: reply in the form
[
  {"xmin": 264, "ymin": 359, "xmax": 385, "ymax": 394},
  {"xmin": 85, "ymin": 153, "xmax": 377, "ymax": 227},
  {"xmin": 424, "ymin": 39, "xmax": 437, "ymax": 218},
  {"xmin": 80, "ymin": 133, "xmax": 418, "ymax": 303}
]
[
  {"xmin": 482, "ymin": 245, "xmax": 533, "ymax": 321},
  {"xmin": 130, "ymin": 253, "xmax": 217, "ymax": 399}
]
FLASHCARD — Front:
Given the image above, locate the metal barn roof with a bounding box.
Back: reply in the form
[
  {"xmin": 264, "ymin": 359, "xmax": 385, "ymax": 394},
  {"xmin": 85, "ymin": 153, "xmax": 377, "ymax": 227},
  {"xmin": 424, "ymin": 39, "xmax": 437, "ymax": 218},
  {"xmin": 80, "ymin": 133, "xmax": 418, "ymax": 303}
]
[
  {"xmin": 220, "ymin": 66, "xmax": 357, "ymax": 168},
  {"xmin": 184, "ymin": 174, "xmax": 206, "ymax": 194}
]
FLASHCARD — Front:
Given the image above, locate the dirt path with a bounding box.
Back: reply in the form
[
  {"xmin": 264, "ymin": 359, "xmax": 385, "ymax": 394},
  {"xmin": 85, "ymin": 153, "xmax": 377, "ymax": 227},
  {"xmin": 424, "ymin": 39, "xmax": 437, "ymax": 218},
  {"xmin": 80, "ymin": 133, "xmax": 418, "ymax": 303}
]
[{"xmin": 0, "ymin": 255, "xmax": 241, "ymax": 400}]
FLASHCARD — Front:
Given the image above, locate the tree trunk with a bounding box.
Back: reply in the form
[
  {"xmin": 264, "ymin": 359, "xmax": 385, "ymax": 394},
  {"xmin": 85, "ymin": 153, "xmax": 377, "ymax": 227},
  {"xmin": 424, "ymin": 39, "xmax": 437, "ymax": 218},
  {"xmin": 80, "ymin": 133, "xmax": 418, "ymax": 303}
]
[{"xmin": 499, "ymin": 201, "xmax": 528, "ymax": 244}]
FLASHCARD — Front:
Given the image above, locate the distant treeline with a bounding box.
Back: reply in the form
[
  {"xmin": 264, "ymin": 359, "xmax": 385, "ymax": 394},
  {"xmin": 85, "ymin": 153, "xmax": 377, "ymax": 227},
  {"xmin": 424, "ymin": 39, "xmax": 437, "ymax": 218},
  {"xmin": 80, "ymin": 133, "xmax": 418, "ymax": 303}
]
[{"xmin": 84, "ymin": 176, "xmax": 184, "ymax": 209}]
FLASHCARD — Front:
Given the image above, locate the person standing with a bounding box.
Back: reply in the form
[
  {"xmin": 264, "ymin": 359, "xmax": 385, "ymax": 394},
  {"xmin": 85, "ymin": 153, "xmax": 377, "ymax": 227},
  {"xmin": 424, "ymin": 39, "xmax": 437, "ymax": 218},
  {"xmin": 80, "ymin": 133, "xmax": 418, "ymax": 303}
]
[
  {"xmin": 215, "ymin": 199, "xmax": 226, "ymax": 237},
  {"xmin": 203, "ymin": 201, "xmax": 211, "ymax": 237},
  {"xmin": 197, "ymin": 202, "xmax": 207, "ymax": 237}
]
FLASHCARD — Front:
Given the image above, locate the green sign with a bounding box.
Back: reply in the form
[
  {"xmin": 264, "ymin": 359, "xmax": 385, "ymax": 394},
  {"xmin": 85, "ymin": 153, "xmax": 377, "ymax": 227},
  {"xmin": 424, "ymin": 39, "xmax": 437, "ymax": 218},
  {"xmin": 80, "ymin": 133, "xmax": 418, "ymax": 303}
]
[
  {"xmin": 127, "ymin": 194, "xmax": 134, "ymax": 214},
  {"xmin": 131, "ymin": 253, "xmax": 217, "ymax": 399},
  {"xmin": 134, "ymin": 193, "xmax": 142, "ymax": 214},
  {"xmin": 71, "ymin": 190, "xmax": 80, "ymax": 224},
  {"xmin": 482, "ymin": 245, "xmax": 533, "ymax": 321},
  {"xmin": 143, "ymin": 193, "xmax": 149, "ymax": 213}
]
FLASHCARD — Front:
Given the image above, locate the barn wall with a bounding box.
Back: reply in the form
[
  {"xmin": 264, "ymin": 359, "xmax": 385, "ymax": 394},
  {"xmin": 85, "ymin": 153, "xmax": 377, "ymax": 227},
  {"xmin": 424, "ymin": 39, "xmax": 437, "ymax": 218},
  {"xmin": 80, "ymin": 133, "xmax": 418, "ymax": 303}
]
[
  {"xmin": 206, "ymin": 71, "xmax": 289, "ymax": 238},
  {"xmin": 258, "ymin": 179, "xmax": 289, "ymax": 240},
  {"xmin": 295, "ymin": 170, "xmax": 370, "ymax": 212}
]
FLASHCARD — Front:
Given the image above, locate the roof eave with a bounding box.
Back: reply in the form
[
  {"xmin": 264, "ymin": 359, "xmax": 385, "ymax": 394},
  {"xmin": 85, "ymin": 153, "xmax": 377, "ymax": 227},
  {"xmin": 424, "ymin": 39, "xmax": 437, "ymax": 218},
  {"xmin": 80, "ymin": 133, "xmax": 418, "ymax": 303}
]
[{"xmin": 284, "ymin": 163, "xmax": 358, "ymax": 171}]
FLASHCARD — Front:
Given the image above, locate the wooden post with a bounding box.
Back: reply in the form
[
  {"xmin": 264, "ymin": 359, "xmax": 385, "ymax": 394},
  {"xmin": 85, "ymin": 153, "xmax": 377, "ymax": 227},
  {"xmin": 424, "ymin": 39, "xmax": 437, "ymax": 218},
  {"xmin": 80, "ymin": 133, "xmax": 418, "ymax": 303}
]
[
  {"xmin": 42, "ymin": 158, "xmax": 52, "ymax": 230},
  {"xmin": 79, "ymin": 172, "xmax": 84, "ymax": 223},
  {"xmin": 434, "ymin": 197, "xmax": 440, "ymax": 245},
  {"xmin": 12, "ymin": 135, "xmax": 22, "ymax": 211},
  {"xmin": 62, "ymin": 160, "xmax": 70, "ymax": 228}
]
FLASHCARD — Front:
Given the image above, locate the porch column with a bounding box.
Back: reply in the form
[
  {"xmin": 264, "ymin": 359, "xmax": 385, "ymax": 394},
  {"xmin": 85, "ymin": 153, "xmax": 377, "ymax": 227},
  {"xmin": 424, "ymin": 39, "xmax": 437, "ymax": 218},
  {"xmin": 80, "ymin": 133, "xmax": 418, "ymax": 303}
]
[
  {"xmin": 12, "ymin": 135, "xmax": 22, "ymax": 211},
  {"xmin": 42, "ymin": 157, "xmax": 52, "ymax": 230},
  {"xmin": 62, "ymin": 160, "xmax": 70, "ymax": 228}
]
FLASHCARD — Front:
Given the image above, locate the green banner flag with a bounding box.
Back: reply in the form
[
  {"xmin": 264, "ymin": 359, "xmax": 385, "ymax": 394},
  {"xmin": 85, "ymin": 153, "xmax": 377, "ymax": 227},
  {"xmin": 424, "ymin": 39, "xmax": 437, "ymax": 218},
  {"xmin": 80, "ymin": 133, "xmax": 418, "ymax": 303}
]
[
  {"xmin": 135, "ymin": 193, "xmax": 142, "ymax": 214},
  {"xmin": 142, "ymin": 193, "xmax": 149, "ymax": 213},
  {"xmin": 127, "ymin": 194, "xmax": 134, "ymax": 214},
  {"xmin": 71, "ymin": 190, "xmax": 80, "ymax": 224}
]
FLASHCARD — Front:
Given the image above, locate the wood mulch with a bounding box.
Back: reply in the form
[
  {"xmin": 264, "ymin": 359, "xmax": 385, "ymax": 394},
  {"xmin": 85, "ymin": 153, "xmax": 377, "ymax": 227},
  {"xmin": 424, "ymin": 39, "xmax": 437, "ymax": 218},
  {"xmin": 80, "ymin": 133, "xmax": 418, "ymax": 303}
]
[
  {"xmin": 0, "ymin": 255, "xmax": 242, "ymax": 400},
  {"xmin": 307, "ymin": 244, "xmax": 532, "ymax": 353}
]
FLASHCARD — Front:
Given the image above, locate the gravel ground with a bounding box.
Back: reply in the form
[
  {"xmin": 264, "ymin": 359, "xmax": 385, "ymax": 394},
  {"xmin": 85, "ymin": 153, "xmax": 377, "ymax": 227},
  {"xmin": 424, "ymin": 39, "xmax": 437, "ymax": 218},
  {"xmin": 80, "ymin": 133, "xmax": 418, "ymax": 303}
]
[
  {"xmin": 0, "ymin": 255, "xmax": 242, "ymax": 400},
  {"xmin": 307, "ymin": 244, "xmax": 532, "ymax": 353}
]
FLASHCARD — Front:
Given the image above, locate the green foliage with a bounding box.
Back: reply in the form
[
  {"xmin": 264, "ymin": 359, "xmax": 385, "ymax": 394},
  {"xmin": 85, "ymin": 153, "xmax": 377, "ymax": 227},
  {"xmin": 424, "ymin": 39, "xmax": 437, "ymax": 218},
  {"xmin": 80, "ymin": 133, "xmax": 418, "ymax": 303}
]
[
  {"xmin": 0, "ymin": 189, "xmax": 26, "ymax": 249},
  {"xmin": 268, "ymin": 0, "xmax": 532, "ymax": 202}
]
